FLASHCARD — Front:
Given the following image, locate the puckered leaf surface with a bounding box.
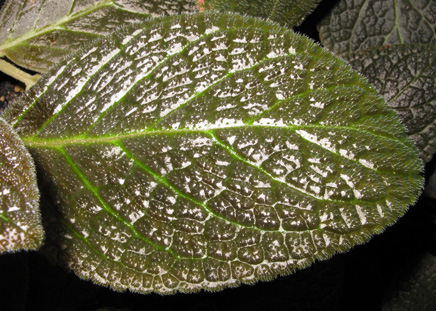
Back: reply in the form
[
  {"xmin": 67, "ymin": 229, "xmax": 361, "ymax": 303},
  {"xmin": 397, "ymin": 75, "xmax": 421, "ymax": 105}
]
[
  {"xmin": 202, "ymin": 0, "xmax": 322, "ymax": 28},
  {"xmin": 318, "ymin": 0, "xmax": 436, "ymax": 58},
  {"xmin": 0, "ymin": 0, "xmax": 197, "ymax": 73},
  {"xmin": 348, "ymin": 44, "xmax": 436, "ymax": 163},
  {"xmin": 3, "ymin": 12, "xmax": 423, "ymax": 294},
  {"xmin": 0, "ymin": 117, "xmax": 42, "ymax": 253}
]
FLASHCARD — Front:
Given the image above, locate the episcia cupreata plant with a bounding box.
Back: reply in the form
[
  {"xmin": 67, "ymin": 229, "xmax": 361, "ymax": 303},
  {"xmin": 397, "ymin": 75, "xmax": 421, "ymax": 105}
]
[{"xmin": 0, "ymin": 10, "xmax": 424, "ymax": 294}]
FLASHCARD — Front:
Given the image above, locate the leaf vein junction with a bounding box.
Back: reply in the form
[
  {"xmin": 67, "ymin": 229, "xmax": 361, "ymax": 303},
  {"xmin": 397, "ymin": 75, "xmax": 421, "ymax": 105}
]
[{"xmin": 59, "ymin": 147, "xmax": 181, "ymax": 258}]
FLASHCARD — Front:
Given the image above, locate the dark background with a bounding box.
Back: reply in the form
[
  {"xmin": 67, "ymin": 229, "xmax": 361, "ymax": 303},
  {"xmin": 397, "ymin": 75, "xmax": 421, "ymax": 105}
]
[{"xmin": 1, "ymin": 1, "xmax": 435, "ymax": 310}]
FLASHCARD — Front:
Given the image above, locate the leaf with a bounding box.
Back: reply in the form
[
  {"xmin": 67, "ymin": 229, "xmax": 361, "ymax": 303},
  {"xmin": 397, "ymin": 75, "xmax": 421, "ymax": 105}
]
[
  {"xmin": 3, "ymin": 12, "xmax": 423, "ymax": 294},
  {"xmin": 0, "ymin": 117, "xmax": 42, "ymax": 253},
  {"xmin": 424, "ymin": 167, "xmax": 436, "ymax": 199},
  {"xmin": 0, "ymin": 0, "xmax": 198, "ymax": 73},
  {"xmin": 348, "ymin": 44, "xmax": 436, "ymax": 163},
  {"xmin": 318, "ymin": 0, "xmax": 436, "ymax": 58},
  {"xmin": 202, "ymin": 0, "xmax": 322, "ymax": 28},
  {"xmin": 382, "ymin": 252, "xmax": 436, "ymax": 311}
]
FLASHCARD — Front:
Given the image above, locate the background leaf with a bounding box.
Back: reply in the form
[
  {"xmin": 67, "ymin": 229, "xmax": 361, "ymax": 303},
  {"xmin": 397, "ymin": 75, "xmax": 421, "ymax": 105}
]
[
  {"xmin": 318, "ymin": 0, "xmax": 436, "ymax": 58},
  {"xmin": 4, "ymin": 12, "xmax": 423, "ymax": 294},
  {"xmin": 0, "ymin": 116, "xmax": 42, "ymax": 253},
  {"xmin": 202, "ymin": 0, "xmax": 323, "ymax": 28},
  {"xmin": 382, "ymin": 252, "xmax": 436, "ymax": 311},
  {"xmin": 0, "ymin": 0, "xmax": 198, "ymax": 73},
  {"xmin": 425, "ymin": 167, "xmax": 436, "ymax": 199},
  {"xmin": 317, "ymin": 0, "xmax": 436, "ymax": 163},
  {"xmin": 348, "ymin": 44, "xmax": 436, "ymax": 163}
]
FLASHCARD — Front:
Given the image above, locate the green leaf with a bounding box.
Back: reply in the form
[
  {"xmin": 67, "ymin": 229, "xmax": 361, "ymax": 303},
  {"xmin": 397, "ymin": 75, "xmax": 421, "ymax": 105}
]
[
  {"xmin": 318, "ymin": 0, "xmax": 436, "ymax": 58},
  {"xmin": 348, "ymin": 44, "xmax": 436, "ymax": 163},
  {"xmin": 4, "ymin": 12, "xmax": 423, "ymax": 294},
  {"xmin": 0, "ymin": 0, "xmax": 198, "ymax": 73},
  {"xmin": 0, "ymin": 117, "xmax": 42, "ymax": 253},
  {"xmin": 202, "ymin": 0, "xmax": 322, "ymax": 28}
]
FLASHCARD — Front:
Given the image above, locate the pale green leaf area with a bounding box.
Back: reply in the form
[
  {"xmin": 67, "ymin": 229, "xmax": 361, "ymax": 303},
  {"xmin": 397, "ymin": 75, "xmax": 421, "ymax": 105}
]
[
  {"xmin": 348, "ymin": 44, "xmax": 436, "ymax": 163},
  {"xmin": 202, "ymin": 0, "xmax": 322, "ymax": 28},
  {"xmin": 0, "ymin": 117, "xmax": 42, "ymax": 253},
  {"xmin": 0, "ymin": 0, "xmax": 198, "ymax": 74},
  {"xmin": 3, "ymin": 12, "xmax": 423, "ymax": 294},
  {"xmin": 318, "ymin": 0, "xmax": 436, "ymax": 58}
]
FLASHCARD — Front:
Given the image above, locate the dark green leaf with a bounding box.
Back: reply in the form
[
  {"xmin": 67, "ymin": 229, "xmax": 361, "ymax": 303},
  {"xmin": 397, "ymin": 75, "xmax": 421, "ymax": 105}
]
[
  {"xmin": 4, "ymin": 12, "xmax": 423, "ymax": 294},
  {"xmin": 0, "ymin": 0, "xmax": 197, "ymax": 73},
  {"xmin": 382, "ymin": 252, "xmax": 436, "ymax": 311},
  {"xmin": 348, "ymin": 44, "xmax": 436, "ymax": 163},
  {"xmin": 424, "ymin": 168, "xmax": 436, "ymax": 199},
  {"xmin": 0, "ymin": 117, "xmax": 42, "ymax": 253},
  {"xmin": 202, "ymin": 0, "xmax": 322, "ymax": 28},
  {"xmin": 318, "ymin": 0, "xmax": 436, "ymax": 58}
]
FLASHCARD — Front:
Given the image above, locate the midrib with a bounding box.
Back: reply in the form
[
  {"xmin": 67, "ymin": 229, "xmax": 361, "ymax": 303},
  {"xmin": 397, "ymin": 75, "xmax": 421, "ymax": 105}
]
[
  {"xmin": 20, "ymin": 122, "xmax": 402, "ymax": 149},
  {"xmin": 22, "ymin": 127, "xmax": 218, "ymax": 148},
  {"xmin": 0, "ymin": 0, "xmax": 114, "ymax": 52}
]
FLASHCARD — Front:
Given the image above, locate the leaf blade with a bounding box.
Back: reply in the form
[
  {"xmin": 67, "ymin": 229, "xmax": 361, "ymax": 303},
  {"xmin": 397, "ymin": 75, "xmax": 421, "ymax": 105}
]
[
  {"xmin": 4, "ymin": 12, "xmax": 423, "ymax": 294},
  {"xmin": 348, "ymin": 44, "xmax": 436, "ymax": 163},
  {"xmin": 202, "ymin": 0, "xmax": 322, "ymax": 28},
  {"xmin": 318, "ymin": 0, "xmax": 436, "ymax": 58},
  {"xmin": 0, "ymin": 0, "xmax": 198, "ymax": 73},
  {"xmin": 0, "ymin": 117, "xmax": 43, "ymax": 253}
]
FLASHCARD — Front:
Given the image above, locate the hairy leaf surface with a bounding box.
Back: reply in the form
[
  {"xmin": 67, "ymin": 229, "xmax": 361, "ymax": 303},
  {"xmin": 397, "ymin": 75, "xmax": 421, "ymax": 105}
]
[
  {"xmin": 0, "ymin": 117, "xmax": 42, "ymax": 253},
  {"xmin": 4, "ymin": 12, "xmax": 423, "ymax": 294},
  {"xmin": 348, "ymin": 44, "xmax": 436, "ymax": 163},
  {"xmin": 202, "ymin": 0, "xmax": 322, "ymax": 28},
  {"xmin": 0, "ymin": 0, "xmax": 197, "ymax": 73},
  {"xmin": 318, "ymin": 0, "xmax": 436, "ymax": 58}
]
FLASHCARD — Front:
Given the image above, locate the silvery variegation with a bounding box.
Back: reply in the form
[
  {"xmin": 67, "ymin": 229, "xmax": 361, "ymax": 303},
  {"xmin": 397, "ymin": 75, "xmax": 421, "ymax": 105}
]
[
  {"xmin": 0, "ymin": 117, "xmax": 42, "ymax": 252},
  {"xmin": 3, "ymin": 12, "xmax": 423, "ymax": 294}
]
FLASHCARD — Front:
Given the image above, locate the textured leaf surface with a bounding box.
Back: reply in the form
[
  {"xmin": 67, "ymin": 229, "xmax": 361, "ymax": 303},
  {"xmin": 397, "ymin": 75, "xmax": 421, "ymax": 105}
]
[
  {"xmin": 382, "ymin": 252, "xmax": 436, "ymax": 311},
  {"xmin": 0, "ymin": 0, "xmax": 197, "ymax": 73},
  {"xmin": 202, "ymin": 0, "xmax": 322, "ymax": 28},
  {"xmin": 0, "ymin": 117, "xmax": 42, "ymax": 253},
  {"xmin": 4, "ymin": 12, "xmax": 423, "ymax": 294},
  {"xmin": 348, "ymin": 44, "xmax": 436, "ymax": 163},
  {"xmin": 318, "ymin": 0, "xmax": 436, "ymax": 58}
]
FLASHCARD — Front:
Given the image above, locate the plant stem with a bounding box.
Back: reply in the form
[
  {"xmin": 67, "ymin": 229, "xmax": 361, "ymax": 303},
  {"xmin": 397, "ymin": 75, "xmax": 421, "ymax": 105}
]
[{"xmin": 0, "ymin": 59, "xmax": 40, "ymax": 90}]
